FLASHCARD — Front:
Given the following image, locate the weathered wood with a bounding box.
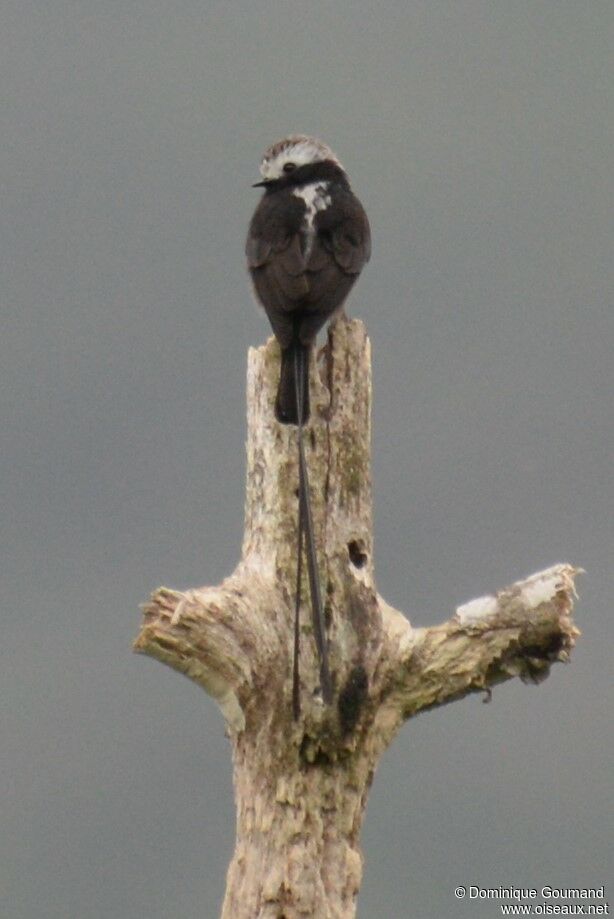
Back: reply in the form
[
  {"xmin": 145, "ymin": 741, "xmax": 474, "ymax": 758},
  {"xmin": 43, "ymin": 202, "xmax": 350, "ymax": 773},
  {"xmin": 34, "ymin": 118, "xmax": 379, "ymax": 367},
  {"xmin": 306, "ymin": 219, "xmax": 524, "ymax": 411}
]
[{"xmin": 134, "ymin": 316, "xmax": 581, "ymax": 919}]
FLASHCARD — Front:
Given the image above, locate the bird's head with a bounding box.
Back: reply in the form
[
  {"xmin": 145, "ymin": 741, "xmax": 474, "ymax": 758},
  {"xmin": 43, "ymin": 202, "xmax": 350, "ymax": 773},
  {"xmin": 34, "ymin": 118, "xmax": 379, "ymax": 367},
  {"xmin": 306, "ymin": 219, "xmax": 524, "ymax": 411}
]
[{"xmin": 253, "ymin": 134, "xmax": 344, "ymax": 187}]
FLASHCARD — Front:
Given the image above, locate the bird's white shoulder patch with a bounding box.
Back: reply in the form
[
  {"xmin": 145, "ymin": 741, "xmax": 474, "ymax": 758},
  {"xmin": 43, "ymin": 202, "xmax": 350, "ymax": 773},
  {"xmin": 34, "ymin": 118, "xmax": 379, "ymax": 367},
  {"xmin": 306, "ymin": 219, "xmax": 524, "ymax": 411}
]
[
  {"xmin": 292, "ymin": 182, "xmax": 332, "ymax": 217},
  {"xmin": 292, "ymin": 182, "xmax": 331, "ymax": 258}
]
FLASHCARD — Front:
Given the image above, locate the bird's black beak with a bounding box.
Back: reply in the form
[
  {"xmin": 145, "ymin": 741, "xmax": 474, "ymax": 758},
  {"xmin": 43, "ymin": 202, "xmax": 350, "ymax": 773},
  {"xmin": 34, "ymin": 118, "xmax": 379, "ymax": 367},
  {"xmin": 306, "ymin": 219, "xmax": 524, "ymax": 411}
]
[{"xmin": 252, "ymin": 179, "xmax": 273, "ymax": 188}]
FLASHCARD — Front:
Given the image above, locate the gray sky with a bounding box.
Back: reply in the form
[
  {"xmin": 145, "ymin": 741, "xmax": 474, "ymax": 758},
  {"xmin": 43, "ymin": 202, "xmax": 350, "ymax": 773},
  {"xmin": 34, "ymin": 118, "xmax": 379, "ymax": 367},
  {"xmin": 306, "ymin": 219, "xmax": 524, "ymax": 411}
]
[{"xmin": 2, "ymin": 2, "xmax": 612, "ymax": 917}]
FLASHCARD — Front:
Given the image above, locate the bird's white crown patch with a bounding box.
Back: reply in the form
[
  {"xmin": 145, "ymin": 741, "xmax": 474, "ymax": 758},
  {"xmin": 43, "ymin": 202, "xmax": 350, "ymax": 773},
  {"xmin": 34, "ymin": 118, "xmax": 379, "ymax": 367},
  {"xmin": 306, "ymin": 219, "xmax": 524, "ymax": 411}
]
[{"xmin": 259, "ymin": 134, "xmax": 343, "ymax": 181}]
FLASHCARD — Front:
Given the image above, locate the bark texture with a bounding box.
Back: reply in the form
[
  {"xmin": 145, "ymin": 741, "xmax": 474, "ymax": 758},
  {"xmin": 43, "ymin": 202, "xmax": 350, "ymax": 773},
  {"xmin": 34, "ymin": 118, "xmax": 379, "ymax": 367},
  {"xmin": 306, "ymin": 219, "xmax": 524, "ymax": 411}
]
[{"xmin": 134, "ymin": 317, "xmax": 581, "ymax": 919}]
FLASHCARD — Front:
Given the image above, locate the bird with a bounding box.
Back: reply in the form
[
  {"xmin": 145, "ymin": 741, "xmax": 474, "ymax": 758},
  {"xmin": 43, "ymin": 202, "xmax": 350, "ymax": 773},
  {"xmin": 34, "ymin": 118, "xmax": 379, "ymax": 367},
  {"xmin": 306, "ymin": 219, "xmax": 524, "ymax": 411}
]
[
  {"xmin": 246, "ymin": 135, "xmax": 371, "ymax": 425},
  {"xmin": 246, "ymin": 135, "xmax": 371, "ymax": 717}
]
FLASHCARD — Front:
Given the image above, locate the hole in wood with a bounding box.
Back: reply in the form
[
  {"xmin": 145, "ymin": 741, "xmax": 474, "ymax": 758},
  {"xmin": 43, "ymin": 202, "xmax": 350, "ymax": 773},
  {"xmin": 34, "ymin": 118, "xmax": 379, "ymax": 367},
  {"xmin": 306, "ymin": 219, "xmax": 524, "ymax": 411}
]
[{"xmin": 348, "ymin": 540, "xmax": 368, "ymax": 569}]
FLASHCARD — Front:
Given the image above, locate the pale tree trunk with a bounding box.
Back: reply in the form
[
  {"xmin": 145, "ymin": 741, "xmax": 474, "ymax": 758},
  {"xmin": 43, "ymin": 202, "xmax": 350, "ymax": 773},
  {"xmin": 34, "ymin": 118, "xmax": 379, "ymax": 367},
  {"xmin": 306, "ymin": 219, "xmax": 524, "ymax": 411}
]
[{"xmin": 134, "ymin": 317, "xmax": 581, "ymax": 919}]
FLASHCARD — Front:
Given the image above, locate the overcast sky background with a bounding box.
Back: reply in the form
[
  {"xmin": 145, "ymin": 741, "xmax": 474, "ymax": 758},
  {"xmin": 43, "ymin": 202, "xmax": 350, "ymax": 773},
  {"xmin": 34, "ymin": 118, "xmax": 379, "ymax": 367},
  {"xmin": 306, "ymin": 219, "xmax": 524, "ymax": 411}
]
[{"xmin": 2, "ymin": 2, "xmax": 612, "ymax": 917}]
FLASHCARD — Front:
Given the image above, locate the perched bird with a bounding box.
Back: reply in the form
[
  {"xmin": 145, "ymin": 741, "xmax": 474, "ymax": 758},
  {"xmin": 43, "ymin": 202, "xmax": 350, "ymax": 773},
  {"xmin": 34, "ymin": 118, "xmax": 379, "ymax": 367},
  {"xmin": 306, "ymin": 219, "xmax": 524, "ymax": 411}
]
[
  {"xmin": 246, "ymin": 135, "xmax": 371, "ymax": 424},
  {"xmin": 246, "ymin": 135, "xmax": 370, "ymax": 717}
]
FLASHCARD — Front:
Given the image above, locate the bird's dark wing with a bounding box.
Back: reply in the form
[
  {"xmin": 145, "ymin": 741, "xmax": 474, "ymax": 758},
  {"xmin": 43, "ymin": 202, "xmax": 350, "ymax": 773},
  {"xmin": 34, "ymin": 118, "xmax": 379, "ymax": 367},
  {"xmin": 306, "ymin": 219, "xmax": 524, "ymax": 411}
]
[
  {"xmin": 314, "ymin": 188, "xmax": 371, "ymax": 276},
  {"xmin": 246, "ymin": 193, "xmax": 309, "ymax": 304}
]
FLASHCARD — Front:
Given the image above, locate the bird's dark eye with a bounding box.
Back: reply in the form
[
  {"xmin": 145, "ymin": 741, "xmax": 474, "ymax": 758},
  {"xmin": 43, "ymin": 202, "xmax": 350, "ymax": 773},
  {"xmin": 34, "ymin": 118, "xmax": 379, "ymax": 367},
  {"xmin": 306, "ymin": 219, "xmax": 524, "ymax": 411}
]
[{"xmin": 283, "ymin": 162, "xmax": 296, "ymax": 173}]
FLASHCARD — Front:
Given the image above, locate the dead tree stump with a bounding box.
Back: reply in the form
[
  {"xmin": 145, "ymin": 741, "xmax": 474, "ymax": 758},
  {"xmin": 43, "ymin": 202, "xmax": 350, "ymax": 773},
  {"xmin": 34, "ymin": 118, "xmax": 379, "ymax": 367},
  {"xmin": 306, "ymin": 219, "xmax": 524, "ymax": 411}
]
[{"xmin": 134, "ymin": 316, "xmax": 581, "ymax": 919}]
